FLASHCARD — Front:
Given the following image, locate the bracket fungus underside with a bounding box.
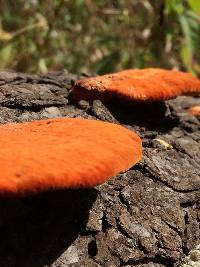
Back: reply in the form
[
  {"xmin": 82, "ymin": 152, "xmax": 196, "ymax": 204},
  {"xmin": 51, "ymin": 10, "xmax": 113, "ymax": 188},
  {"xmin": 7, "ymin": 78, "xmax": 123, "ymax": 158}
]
[
  {"xmin": 72, "ymin": 68, "xmax": 200, "ymax": 103},
  {"xmin": 0, "ymin": 118, "xmax": 142, "ymax": 196}
]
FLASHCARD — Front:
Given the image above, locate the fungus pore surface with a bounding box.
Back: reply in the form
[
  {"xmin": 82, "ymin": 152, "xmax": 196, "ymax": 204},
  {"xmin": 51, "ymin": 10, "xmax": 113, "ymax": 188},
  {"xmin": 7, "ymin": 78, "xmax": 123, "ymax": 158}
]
[
  {"xmin": 0, "ymin": 118, "xmax": 142, "ymax": 196},
  {"xmin": 72, "ymin": 68, "xmax": 200, "ymax": 102}
]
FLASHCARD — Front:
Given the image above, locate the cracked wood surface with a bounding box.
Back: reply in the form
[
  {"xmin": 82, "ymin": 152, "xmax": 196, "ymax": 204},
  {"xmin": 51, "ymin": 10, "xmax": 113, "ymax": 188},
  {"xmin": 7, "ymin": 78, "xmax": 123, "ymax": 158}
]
[{"xmin": 0, "ymin": 70, "xmax": 199, "ymax": 267}]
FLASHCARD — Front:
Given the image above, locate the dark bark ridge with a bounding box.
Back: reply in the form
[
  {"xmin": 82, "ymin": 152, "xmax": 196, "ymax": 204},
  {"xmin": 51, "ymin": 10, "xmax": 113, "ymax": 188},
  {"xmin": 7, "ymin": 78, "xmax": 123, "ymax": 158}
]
[{"xmin": 0, "ymin": 70, "xmax": 199, "ymax": 267}]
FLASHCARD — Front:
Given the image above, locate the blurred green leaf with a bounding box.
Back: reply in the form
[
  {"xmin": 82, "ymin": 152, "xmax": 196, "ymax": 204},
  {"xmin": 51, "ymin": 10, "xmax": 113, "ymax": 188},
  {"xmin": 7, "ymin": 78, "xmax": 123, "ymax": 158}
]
[
  {"xmin": 187, "ymin": 0, "xmax": 200, "ymax": 14},
  {"xmin": 179, "ymin": 14, "xmax": 193, "ymax": 52},
  {"xmin": 38, "ymin": 58, "xmax": 48, "ymax": 74},
  {"xmin": 165, "ymin": 0, "xmax": 184, "ymax": 14},
  {"xmin": 0, "ymin": 44, "xmax": 14, "ymax": 67},
  {"xmin": 179, "ymin": 14, "xmax": 193, "ymax": 71}
]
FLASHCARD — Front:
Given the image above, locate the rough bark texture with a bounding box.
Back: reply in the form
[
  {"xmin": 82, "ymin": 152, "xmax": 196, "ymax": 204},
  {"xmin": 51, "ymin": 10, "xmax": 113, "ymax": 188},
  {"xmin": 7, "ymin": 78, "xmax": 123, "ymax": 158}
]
[{"xmin": 0, "ymin": 70, "xmax": 199, "ymax": 267}]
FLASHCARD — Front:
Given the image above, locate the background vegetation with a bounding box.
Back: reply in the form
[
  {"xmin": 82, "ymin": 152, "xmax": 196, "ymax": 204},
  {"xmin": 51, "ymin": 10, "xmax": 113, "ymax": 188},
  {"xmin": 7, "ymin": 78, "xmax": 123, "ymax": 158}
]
[{"xmin": 0, "ymin": 0, "xmax": 200, "ymax": 75}]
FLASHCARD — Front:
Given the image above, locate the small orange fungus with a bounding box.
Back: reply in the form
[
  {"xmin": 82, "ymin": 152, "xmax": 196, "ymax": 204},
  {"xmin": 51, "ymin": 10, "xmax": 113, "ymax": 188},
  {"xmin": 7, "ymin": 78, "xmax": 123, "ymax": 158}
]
[
  {"xmin": 187, "ymin": 105, "xmax": 200, "ymax": 116},
  {"xmin": 0, "ymin": 118, "xmax": 142, "ymax": 196}
]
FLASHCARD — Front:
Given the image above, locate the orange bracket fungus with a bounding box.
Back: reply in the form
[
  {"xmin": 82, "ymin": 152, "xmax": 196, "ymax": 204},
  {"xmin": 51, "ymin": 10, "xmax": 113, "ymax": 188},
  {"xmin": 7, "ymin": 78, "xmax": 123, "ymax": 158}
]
[
  {"xmin": 71, "ymin": 68, "xmax": 200, "ymax": 102},
  {"xmin": 0, "ymin": 118, "xmax": 142, "ymax": 196}
]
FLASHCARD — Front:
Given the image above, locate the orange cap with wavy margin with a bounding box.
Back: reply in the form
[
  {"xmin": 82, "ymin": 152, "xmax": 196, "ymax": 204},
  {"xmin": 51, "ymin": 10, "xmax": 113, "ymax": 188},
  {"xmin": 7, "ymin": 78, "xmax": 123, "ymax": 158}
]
[
  {"xmin": 0, "ymin": 118, "xmax": 142, "ymax": 196},
  {"xmin": 72, "ymin": 68, "xmax": 200, "ymax": 102}
]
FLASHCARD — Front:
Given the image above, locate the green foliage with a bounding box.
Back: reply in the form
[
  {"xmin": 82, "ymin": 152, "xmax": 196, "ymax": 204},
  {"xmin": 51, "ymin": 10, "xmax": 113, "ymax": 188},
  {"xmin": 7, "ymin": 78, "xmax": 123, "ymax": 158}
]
[
  {"xmin": 0, "ymin": 0, "xmax": 199, "ymax": 74},
  {"xmin": 165, "ymin": 0, "xmax": 200, "ymax": 74}
]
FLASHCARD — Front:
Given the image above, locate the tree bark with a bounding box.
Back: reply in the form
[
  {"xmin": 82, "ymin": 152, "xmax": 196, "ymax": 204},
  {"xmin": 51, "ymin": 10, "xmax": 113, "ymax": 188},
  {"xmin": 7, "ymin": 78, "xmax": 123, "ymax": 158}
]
[{"xmin": 0, "ymin": 70, "xmax": 199, "ymax": 267}]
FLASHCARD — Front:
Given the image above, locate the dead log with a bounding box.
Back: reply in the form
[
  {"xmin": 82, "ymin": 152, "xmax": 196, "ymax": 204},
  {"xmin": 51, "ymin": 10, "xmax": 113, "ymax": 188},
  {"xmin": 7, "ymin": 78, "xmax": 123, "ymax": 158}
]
[{"xmin": 0, "ymin": 70, "xmax": 199, "ymax": 267}]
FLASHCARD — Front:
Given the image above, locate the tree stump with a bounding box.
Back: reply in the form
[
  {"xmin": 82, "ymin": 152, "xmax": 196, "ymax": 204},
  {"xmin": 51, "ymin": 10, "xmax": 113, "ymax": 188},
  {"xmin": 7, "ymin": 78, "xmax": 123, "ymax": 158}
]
[{"xmin": 0, "ymin": 70, "xmax": 199, "ymax": 267}]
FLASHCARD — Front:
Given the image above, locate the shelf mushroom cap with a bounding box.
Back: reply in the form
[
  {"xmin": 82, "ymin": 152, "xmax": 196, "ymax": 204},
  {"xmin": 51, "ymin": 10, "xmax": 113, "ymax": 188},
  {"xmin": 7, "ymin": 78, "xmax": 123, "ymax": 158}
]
[
  {"xmin": 0, "ymin": 118, "xmax": 142, "ymax": 196},
  {"xmin": 72, "ymin": 68, "xmax": 200, "ymax": 102}
]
